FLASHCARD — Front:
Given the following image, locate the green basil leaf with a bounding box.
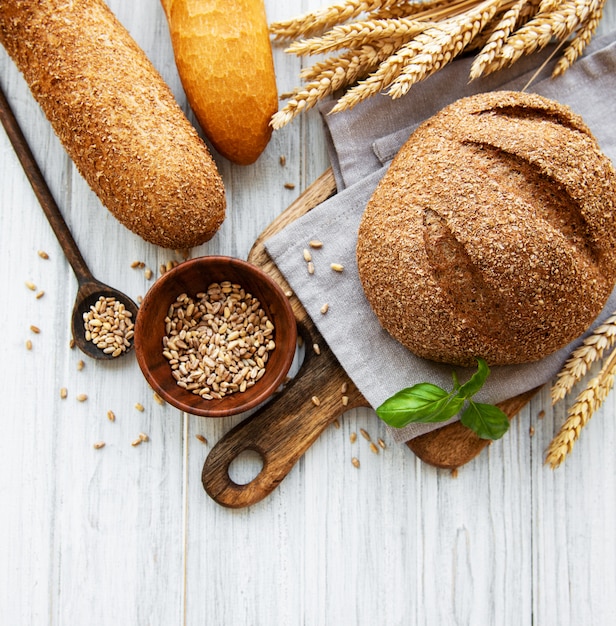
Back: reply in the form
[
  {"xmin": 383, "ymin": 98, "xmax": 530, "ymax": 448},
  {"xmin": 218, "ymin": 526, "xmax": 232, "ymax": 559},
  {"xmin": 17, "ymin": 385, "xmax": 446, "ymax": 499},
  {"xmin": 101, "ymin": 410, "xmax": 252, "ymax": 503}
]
[
  {"xmin": 460, "ymin": 399, "xmax": 510, "ymax": 440},
  {"xmin": 376, "ymin": 383, "xmax": 464, "ymax": 429},
  {"xmin": 457, "ymin": 358, "xmax": 490, "ymax": 399}
]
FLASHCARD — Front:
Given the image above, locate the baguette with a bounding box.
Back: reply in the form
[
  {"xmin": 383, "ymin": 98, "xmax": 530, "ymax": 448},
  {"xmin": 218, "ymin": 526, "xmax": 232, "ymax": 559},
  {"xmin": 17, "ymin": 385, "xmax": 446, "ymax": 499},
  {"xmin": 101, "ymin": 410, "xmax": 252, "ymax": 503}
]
[
  {"xmin": 0, "ymin": 0, "xmax": 226, "ymax": 249},
  {"xmin": 161, "ymin": 0, "xmax": 278, "ymax": 166}
]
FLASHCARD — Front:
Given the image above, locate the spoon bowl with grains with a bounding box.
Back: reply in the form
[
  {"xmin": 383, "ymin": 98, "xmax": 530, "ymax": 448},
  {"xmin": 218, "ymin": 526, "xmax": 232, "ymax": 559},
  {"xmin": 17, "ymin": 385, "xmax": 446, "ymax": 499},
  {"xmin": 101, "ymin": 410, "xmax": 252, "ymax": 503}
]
[{"xmin": 134, "ymin": 256, "xmax": 297, "ymax": 417}]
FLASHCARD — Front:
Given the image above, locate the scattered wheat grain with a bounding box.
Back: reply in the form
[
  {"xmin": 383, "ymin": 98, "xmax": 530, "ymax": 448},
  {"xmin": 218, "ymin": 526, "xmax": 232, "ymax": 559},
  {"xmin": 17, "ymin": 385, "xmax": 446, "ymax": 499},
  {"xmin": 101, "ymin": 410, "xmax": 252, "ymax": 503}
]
[{"xmin": 360, "ymin": 428, "xmax": 371, "ymax": 441}]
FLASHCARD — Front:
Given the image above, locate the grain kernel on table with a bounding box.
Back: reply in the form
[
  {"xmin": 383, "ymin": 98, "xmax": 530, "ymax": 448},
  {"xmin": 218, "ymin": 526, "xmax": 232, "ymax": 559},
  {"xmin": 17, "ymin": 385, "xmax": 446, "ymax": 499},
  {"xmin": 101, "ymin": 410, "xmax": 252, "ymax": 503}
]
[
  {"xmin": 76, "ymin": 393, "xmax": 88, "ymax": 402},
  {"xmin": 153, "ymin": 392, "xmax": 164, "ymax": 405},
  {"xmin": 320, "ymin": 303, "xmax": 329, "ymax": 314},
  {"xmin": 25, "ymin": 339, "xmax": 33, "ymax": 350},
  {"xmin": 307, "ymin": 261, "xmax": 315, "ymax": 275},
  {"xmin": 377, "ymin": 438, "xmax": 386, "ymax": 450},
  {"xmin": 303, "ymin": 248, "xmax": 312, "ymax": 262},
  {"xmin": 25, "ymin": 280, "xmax": 36, "ymax": 291},
  {"xmin": 370, "ymin": 442, "xmax": 379, "ymax": 454},
  {"xmin": 195, "ymin": 434, "xmax": 208, "ymax": 445},
  {"xmin": 29, "ymin": 325, "xmax": 40, "ymax": 334},
  {"xmin": 360, "ymin": 428, "xmax": 371, "ymax": 441},
  {"xmin": 60, "ymin": 387, "xmax": 68, "ymax": 399},
  {"xmin": 341, "ymin": 395, "xmax": 349, "ymax": 407},
  {"xmin": 351, "ymin": 457, "xmax": 360, "ymax": 469},
  {"xmin": 284, "ymin": 182, "xmax": 295, "ymax": 189},
  {"xmin": 93, "ymin": 441, "xmax": 105, "ymax": 450},
  {"xmin": 330, "ymin": 263, "xmax": 344, "ymax": 272},
  {"xmin": 309, "ymin": 240, "xmax": 323, "ymax": 249},
  {"xmin": 350, "ymin": 432, "xmax": 357, "ymax": 444},
  {"xmin": 37, "ymin": 250, "xmax": 49, "ymax": 259},
  {"xmin": 311, "ymin": 395, "xmax": 321, "ymax": 407},
  {"xmin": 134, "ymin": 402, "xmax": 145, "ymax": 412},
  {"xmin": 313, "ymin": 343, "xmax": 321, "ymax": 355},
  {"xmin": 77, "ymin": 359, "xmax": 85, "ymax": 371},
  {"xmin": 138, "ymin": 432, "xmax": 149, "ymax": 442},
  {"xmin": 35, "ymin": 291, "xmax": 44, "ymax": 299},
  {"xmin": 107, "ymin": 410, "xmax": 116, "ymax": 422}
]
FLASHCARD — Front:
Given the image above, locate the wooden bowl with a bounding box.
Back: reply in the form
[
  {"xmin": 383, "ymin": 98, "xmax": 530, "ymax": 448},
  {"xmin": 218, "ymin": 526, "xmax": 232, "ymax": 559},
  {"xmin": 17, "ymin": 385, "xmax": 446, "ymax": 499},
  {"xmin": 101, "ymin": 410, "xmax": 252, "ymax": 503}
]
[{"xmin": 134, "ymin": 256, "xmax": 297, "ymax": 417}]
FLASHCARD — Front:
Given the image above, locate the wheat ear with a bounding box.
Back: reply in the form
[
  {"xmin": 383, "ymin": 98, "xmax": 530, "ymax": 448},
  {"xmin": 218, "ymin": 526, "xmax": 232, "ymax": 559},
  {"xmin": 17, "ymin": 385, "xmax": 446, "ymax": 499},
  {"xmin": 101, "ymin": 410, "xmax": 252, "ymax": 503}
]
[
  {"xmin": 332, "ymin": 0, "xmax": 500, "ymax": 110},
  {"xmin": 550, "ymin": 312, "xmax": 616, "ymax": 404},
  {"xmin": 552, "ymin": 0, "xmax": 605, "ymax": 75},
  {"xmin": 470, "ymin": 0, "xmax": 530, "ymax": 79},
  {"xmin": 270, "ymin": 0, "xmax": 401, "ymax": 40},
  {"xmin": 389, "ymin": 0, "xmax": 501, "ymax": 98},
  {"xmin": 271, "ymin": 41, "xmax": 399, "ymax": 129},
  {"xmin": 545, "ymin": 346, "xmax": 616, "ymax": 469},
  {"xmin": 286, "ymin": 17, "xmax": 430, "ymax": 56},
  {"xmin": 478, "ymin": 0, "xmax": 583, "ymax": 76}
]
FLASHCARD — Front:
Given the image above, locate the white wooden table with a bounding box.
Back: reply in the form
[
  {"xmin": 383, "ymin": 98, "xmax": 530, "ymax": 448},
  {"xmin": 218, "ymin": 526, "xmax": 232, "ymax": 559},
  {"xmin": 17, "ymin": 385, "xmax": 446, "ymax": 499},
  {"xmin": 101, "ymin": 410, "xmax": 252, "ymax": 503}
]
[{"xmin": 1, "ymin": 2, "xmax": 616, "ymax": 624}]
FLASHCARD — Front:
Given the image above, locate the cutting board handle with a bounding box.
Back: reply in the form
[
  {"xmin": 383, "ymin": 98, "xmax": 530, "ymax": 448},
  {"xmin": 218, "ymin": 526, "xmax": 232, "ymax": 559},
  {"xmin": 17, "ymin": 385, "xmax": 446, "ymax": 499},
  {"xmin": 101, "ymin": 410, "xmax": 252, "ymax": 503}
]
[{"xmin": 202, "ymin": 320, "xmax": 365, "ymax": 508}]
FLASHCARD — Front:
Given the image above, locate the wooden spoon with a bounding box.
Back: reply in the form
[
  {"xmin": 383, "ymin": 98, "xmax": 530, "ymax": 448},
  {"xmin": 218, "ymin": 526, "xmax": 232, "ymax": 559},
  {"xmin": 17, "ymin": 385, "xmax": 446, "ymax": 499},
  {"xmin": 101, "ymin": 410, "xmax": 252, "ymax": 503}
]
[{"xmin": 0, "ymin": 85, "xmax": 139, "ymax": 360}]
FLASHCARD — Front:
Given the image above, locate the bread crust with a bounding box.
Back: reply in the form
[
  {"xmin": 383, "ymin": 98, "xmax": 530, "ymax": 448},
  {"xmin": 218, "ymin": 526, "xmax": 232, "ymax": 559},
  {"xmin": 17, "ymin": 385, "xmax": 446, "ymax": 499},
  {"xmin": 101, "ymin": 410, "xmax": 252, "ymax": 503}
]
[
  {"xmin": 356, "ymin": 91, "xmax": 616, "ymax": 366},
  {"xmin": 0, "ymin": 0, "xmax": 226, "ymax": 249}
]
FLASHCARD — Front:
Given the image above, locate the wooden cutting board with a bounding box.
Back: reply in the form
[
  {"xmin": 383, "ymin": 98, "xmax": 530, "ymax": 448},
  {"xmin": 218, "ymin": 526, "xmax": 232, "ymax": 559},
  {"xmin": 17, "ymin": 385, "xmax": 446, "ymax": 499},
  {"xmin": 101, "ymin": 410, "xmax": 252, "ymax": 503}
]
[{"xmin": 201, "ymin": 168, "xmax": 541, "ymax": 508}]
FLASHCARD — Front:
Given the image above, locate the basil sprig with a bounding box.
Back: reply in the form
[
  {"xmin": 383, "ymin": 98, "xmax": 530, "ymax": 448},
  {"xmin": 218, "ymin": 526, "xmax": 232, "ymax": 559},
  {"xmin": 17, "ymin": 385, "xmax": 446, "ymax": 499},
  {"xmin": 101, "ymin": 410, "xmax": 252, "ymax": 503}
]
[{"xmin": 375, "ymin": 358, "xmax": 510, "ymax": 440}]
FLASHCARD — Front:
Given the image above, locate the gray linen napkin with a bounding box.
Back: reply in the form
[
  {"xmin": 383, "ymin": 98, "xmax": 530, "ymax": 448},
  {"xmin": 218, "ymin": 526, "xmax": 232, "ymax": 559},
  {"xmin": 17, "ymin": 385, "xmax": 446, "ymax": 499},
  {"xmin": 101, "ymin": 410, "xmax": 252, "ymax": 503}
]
[{"xmin": 266, "ymin": 32, "xmax": 616, "ymax": 443}]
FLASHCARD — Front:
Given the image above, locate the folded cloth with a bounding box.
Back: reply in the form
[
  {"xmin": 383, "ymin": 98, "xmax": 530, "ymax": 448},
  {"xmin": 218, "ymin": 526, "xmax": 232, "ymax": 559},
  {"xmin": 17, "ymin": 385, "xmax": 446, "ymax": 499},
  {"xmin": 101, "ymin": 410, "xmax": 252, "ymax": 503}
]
[{"xmin": 265, "ymin": 31, "xmax": 616, "ymax": 443}]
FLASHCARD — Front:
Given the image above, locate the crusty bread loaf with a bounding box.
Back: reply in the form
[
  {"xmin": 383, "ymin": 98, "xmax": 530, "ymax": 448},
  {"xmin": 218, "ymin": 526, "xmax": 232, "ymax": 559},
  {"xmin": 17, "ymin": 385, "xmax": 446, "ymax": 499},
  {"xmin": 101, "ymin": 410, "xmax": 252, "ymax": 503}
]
[
  {"xmin": 161, "ymin": 0, "xmax": 278, "ymax": 166},
  {"xmin": 0, "ymin": 0, "xmax": 226, "ymax": 249},
  {"xmin": 356, "ymin": 91, "xmax": 616, "ymax": 367}
]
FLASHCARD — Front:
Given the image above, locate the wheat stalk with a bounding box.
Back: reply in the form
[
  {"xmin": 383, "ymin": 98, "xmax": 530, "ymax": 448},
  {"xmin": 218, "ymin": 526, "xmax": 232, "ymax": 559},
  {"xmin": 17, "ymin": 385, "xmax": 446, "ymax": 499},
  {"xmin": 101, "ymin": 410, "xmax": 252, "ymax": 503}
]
[
  {"xmin": 286, "ymin": 17, "xmax": 431, "ymax": 55},
  {"xmin": 270, "ymin": 0, "xmax": 402, "ymax": 40},
  {"xmin": 550, "ymin": 312, "xmax": 616, "ymax": 404},
  {"xmin": 545, "ymin": 345, "xmax": 616, "ymax": 468},
  {"xmin": 269, "ymin": 0, "xmax": 604, "ymax": 127},
  {"xmin": 370, "ymin": 0, "xmax": 457, "ymax": 20},
  {"xmin": 272, "ymin": 41, "xmax": 400, "ymax": 129}
]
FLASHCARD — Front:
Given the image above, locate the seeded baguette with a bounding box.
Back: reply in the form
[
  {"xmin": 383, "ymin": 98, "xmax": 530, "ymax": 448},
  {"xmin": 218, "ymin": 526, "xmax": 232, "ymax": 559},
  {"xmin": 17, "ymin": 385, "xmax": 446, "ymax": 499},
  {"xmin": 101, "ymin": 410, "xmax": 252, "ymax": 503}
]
[
  {"xmin": 161, "ymin": 0, "xmax": 278, "ymax": 166},
  {"xmin": 357, "ymin": 91, "xmax": 616, "ymax": 367},
  {"xmin": 0, "ymin": 0, "xmax": 226, "ymax": 249}
]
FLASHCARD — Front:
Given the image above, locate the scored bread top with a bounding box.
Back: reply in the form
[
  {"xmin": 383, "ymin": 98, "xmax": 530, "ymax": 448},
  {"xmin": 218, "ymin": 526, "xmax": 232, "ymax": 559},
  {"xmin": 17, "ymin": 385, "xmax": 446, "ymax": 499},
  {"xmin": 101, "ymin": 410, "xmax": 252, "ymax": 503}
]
[{"xmin": 356, "ymin": 91, "xmax": 616, "ymax": 366}]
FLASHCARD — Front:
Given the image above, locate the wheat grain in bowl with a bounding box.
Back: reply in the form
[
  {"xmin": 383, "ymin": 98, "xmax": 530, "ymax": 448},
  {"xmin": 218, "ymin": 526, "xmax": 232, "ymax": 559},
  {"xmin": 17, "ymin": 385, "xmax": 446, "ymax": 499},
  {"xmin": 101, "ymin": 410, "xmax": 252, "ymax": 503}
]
[
  {"xmin": 134, "ymin": 256, "xmax": 297, "ymax": 418},
  {"xmin": 162, "ymin": 283, "xmax": 276, "ymax": 400}
]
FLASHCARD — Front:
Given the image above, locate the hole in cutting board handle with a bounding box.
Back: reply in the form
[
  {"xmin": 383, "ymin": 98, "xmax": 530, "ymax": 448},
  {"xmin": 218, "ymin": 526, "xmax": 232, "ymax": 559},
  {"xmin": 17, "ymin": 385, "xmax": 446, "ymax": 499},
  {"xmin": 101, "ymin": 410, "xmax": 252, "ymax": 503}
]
[{"xmin": 228, "ymin": 449, "xmax": 265, "ymax": 485}]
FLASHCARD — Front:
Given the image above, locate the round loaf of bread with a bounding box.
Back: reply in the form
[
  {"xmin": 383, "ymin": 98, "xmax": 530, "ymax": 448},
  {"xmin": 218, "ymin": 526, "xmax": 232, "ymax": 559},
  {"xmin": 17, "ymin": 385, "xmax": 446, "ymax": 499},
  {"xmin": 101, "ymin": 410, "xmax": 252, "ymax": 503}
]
[{"xmin": 356, "ymin": 91, "xmax": 616, "ymax": 366}]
